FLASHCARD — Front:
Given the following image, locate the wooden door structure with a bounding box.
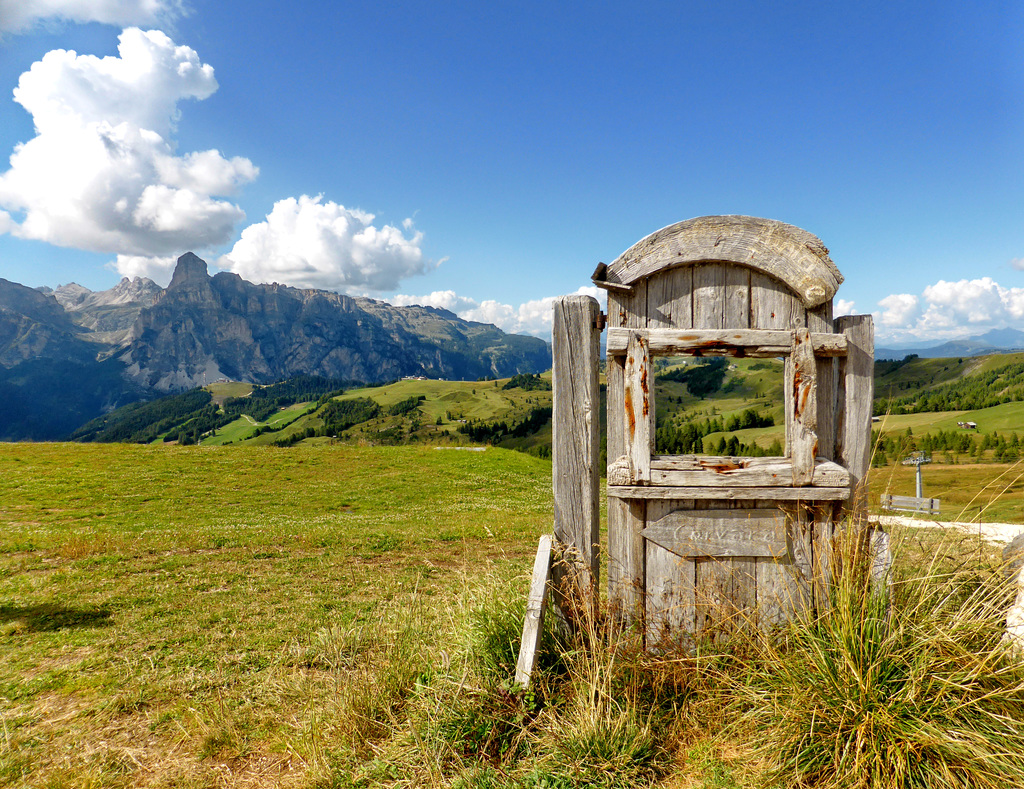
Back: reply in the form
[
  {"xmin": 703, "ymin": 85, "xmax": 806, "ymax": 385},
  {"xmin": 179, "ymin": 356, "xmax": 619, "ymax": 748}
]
[{"xmin": 551, "ymin": 215, "xmax": 874, "ymax": 646}]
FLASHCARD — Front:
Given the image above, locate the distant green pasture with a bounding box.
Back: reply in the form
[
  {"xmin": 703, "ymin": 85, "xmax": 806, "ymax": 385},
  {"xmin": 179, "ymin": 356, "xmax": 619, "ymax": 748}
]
[{"xmin": 872, "ymin": 400, "xmax": 1024, "ymax": 436}]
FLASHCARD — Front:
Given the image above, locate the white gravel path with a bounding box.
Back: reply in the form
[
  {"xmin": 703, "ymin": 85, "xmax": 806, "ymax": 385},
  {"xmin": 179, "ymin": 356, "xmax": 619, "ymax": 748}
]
[{"xmin": 870, "ymin": 514, "xmax": 1024, "ymax": 546}]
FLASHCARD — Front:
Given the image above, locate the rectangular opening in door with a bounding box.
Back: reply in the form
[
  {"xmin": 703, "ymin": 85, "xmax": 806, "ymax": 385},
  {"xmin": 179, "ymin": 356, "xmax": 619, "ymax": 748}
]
[{"xmin": 654, "ymin": 357, "xmax": 785, "ymax": 457}]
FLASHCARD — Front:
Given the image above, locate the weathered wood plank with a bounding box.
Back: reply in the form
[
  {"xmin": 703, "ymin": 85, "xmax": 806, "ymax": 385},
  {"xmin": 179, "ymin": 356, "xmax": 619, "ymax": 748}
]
[
  {"xmin": 552, "ymin": 296, "xmax": 601, "ymax": 604},
  {"xmin": 623, "ymin": 330, "xmax": 651, "ymax": 485},
  {"xmin": 606, "ymin": 287, "xmax": 645, "ymax": 624},
  {"xmin": 693, "ymin": 263, "xmax": 726, "ymax": 329},
  {"xmin": 808, "ymin": 303, "xmax": 836, "ymax": 462},
  {"xmin": 695, "ymin": 557, "xmax": 758, "ymax": 636},
  {"xmin": 642, "ymin": 508, "xmax": 788, "ymax": 558},
  {"xmin": 790, "ymin": 328, "xmax": 818, "ymax": 485},
  {"xmin": 606, "ymin": 288, "xmax": 646, "ymax": 474},
  {"xmin": 750, "ymin": 270, "xmax": 805, "ymax": 329},
  {"xmin": 836, "ymin": 315, "xmax": 874, "ymax": 521},
  {"xmin": 731, "ymin": 557, "xmax": 758, "ymax": 630},
  {"xmin": 605, "ymin": 328, "xmax": 848, "ymax": 357},
  {"xmin": 515, "ymin": 534, "xmax": 552, "ymax": 688},
  {"xmin": 594, "ymin": 216, "xmax": 842, "ymax": 309},
  {"xmin": 607, "ymin": 497, "xmax": 646, "ymax": 619},
  {"xmin": 756, "ymin": 556, "xmax": 803, "ymax": 629},
  {"xmin": 644, "ymin": 500, "xmax": 696, "ymax": 641},
  {"xmin": 645, "ymin": 266, "xmax": 694, "ymax": 329},
  {"xmin": 651, "ymin": 454, "xmax": 795, "ymax": 470},
  {"xmin": 647, "ymin": 459, "xmax": 850, "ymax": 488},
  {"xmin": 607, "ymin": 485, "xmax": 851, "ymax": 501},
  {"xmin": 645, "ymin": 542, "xmax": 696, "ymax": 641},
  {"xmin": 724, "ymin": 265, "xmax": 751, "ymax": 328}
]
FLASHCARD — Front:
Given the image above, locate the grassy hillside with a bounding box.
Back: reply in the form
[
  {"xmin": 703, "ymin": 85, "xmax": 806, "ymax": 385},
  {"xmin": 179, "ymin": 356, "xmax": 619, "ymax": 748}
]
[{"xmin": 60, "ymin": 348, "xmax": 1024, "ymax": 472}]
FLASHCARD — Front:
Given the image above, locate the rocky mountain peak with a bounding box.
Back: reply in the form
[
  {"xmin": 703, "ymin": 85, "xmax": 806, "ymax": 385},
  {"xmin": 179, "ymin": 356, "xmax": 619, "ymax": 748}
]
[
  {"xmin": 168, "ymin": 252, "xmax": 209, "ymax": 290},
  {"xmin": 52, "ymin": 282, "xmax": 92, "ymax": 309},
  {"xmin": 106, "ymin": 276, "xmax": 162, "ymax": 307}
]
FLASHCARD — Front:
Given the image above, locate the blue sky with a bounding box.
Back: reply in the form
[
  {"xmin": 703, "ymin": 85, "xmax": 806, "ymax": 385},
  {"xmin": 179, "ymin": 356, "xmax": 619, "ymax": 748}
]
[{"xmin": 1, "ymin": 0, "xmax": 1023, "ymax": 344}]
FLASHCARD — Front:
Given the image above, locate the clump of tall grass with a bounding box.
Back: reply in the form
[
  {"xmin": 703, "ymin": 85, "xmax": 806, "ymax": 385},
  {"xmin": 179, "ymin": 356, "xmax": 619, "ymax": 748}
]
[
  {"xmin": 739, "ymin": 525, "xmax": 1024, "ymax": 789},
  {"xmin": 318, "ymin": 525, "xmax": 1024, "ymax": 788}
]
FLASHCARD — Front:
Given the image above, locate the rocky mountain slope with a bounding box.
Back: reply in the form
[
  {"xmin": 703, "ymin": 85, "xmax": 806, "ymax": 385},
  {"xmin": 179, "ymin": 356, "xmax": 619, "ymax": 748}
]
[
  {"xmin": 117, "ymin": 253, "xmax": 549, "ymax": 391},
  {"xmin": 43, "ymin": 276, "xmax": 163, "ymax": 345},
  {"xmin": 0, "ymin": 253, "xmax": 552, "ymax": 439}
]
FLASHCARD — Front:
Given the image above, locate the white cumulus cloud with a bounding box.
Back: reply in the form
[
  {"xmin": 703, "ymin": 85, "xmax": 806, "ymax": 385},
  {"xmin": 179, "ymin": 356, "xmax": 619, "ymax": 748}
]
[
  {"xmin": 834, "ymin": 299, "xmax": 856, "ymax": 317},
  {"xmin": 393, "ymin": 286, "xmax": 604, "ymax": 337},
  {"xmin": 108, "ymin": 253, "xmax": 177, "ymax": 284},
  {"xmin": 219, "ymin": 195, "xmax": 433, "ymax": 293},
  {"xmin": 0, "ymin": 0, "xmax": 183, "ymax": 33},
  {"xmin": 877, "ymin": 293, "xmax": 920, "ymax": 328},
  {"xmin": 390, "ymin": 290, "xmax": 479, "ymax": 314},
  {"xmin": 0, "ymin": 27, "xmax": 256, "ymax": 262},
  {"xmin": 875, "ymin": 277, "xmax": 1024, "ymax": 343}
]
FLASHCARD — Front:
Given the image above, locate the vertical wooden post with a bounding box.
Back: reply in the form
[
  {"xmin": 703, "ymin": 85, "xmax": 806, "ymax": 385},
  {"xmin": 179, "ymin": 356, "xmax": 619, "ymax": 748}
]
[
  {"xmin": 552, "ymin": 295, "xmax": 601, "ymax": 611},
  {"xmin": 789, "ymin": 328, "xmax": 818, "ymax": 485},
  {"xmin": 623, "ymin": 331, "xmax": 652, "ymax": 484},
  {"xmin": 835, "ymin": 315, "xmax": 874, "ymax": 521}
]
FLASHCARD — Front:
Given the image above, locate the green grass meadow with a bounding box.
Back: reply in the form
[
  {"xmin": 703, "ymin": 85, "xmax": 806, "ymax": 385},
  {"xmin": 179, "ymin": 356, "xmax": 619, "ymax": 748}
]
[
  {"xmin": 3, "ymin": 442, "xmax": 1024, "ymax": 788},
  {"xmin": 0, "ymin": 444, "xmax": 551, "ymax": 788}
]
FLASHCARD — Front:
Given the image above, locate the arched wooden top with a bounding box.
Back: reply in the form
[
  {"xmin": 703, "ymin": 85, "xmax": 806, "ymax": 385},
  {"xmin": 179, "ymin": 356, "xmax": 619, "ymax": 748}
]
[{"xmin": 593, "ymin": 215, "xmax": 843, "ymax": 308}]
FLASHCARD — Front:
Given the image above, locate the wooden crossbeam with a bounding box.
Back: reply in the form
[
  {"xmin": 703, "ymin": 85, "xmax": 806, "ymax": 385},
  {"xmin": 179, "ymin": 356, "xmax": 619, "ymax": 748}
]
[
  {"xmin": 606, "ymin": 327, "xmax": 848, "ymax": 357},
  {"xmin": 607, "ymin": 485, "xmax": 850, "ymax": 501}
]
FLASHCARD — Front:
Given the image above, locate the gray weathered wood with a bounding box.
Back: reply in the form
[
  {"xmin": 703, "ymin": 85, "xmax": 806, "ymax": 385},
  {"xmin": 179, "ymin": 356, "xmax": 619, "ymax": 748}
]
[
  {"xmin": 552, "ymin": 296, "xmax": 601, "ymax": 603},
  {"xmin": 646, "ymin": 542, "xmax": 696, "ymax": 641},
  {"xmin": 645, "ymin": 500, "xmax": 695, "ymax": 642},
  {"xmin": 515, "ymin": 534, "xmax": 552, "ymax": 688},
  {"xmin": 725, "ymin": 265, "xmax": 751, "ymax": 328},
  {"xmin": 808, "ymin": 303, "xmax": 836, "ymax": 462},
  {"xmin": 642, "ymin": 508, "xmax": 787, "ymax": 557},
  {"xmin": 694, "ymin": 556, "xmax": 757, "ymax": 636},
  {"xmin": 790, "ymin": 328, "xmax": 818, "ymax": 485},
  {"xmin": 590, "ymin": 216, "xmax": 873, "ymax": 643},
  {"xmin": 623, "ymin": 330, "xmax": 651, "ymax": 485},
  {"xmin": 608, "ymin": 455, "xmax": 849, "ymax": 488},
  {"xmin": 607, "ymin": 496, "xmax": 645, "ymax": 618},
  {"xmin": 787, "ymin": 505, "xmax": 815, "ymax": 616},
  {"xmin": 693, "ymin": 263, "xmax": 726, "ymax": 329},
  {"xmin": 606, "ymin": 286, "xmax": 645, "ymax": 624},
  {"xmin": 836, "ymin": 315, "xmax": 874, "ymax": 521},
  {"xmin": 756, "ymin": 555, "xmax": 806, "ymax": 628},
  {"xmin": 593, "ymin": 216, "xmax": 842, "ymax": 308},
  {"xmin": 750, "ymin": 270, "xmax": 805, "ymax": 329},
  {"xmin": 645, "ymin": 266, "xmax": 694, "ymax": 328},
  {"xmin": 648, "ymin": 459, "xmax": 849, "ymax": 488},
  {"xmin": 605, "ymin": 327, "xmax": 848, "ymax": 357},
  {"xmin": 607, "ymin": 485, "xmax": 850, "ymax": 501}
]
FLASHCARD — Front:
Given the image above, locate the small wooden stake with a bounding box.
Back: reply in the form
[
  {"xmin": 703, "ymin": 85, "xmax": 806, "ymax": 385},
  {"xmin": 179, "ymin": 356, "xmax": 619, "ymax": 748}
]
[{"xmin": 515, "ymin": 534, "xmax": 553, "ymax": 689}]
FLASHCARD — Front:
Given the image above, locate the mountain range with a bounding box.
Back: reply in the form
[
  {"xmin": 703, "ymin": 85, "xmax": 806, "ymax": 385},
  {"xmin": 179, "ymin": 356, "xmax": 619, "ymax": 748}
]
[
  {"xmin": 0, "ymin": 253, "xmax": 551, "ymax": 440},
  {"xmin": 875, "ymin": 328, "xmax": 1024, "ymax": 361}
]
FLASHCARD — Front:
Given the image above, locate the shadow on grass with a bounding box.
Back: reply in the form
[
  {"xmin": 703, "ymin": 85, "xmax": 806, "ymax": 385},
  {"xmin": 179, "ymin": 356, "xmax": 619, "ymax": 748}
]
[{"xmin": 0, "ymin": 603, "xmax": 113, "ymax": 632}]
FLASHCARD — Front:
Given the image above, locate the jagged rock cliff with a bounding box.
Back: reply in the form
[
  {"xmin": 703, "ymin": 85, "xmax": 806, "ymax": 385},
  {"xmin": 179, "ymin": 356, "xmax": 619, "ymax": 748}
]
[{"xmin": 118, "ymin": 253, "xmax": 550, "ymax": 391}]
